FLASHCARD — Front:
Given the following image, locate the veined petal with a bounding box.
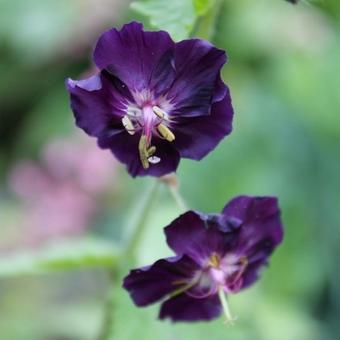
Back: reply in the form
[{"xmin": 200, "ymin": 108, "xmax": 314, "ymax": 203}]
[
  {"xmin": 168, "ymin": 39, "xmax": 227, "ymax": 117},
  {"xmin": 164, "ymin": 211, "xmax": 230, "ymax": 265},
  {"xmin": 222, "ymin": 196, "xmax": 284, "ymax": 290},
  {"xmin": 123, "ymin": 255, "xmax": 199, "ymax": 307},
  {"xmin": 93, "ymin": 22, "xmax": 175, "ymax": 93},
  {"xmin": 66, "ymin": 71, "xmax": 133, "ymax": 138},
  {"xmin": 171, "ymin": 88, "xmax": 233, "ymax": 160}
]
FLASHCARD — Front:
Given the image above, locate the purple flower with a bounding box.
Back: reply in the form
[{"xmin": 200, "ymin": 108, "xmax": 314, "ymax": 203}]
[
  {"xmin": 123, "ymin": 196, "xmax": 283, "ymax": 322},
  {"xmin": 66, "ymin": 22, "xmax": 234, "ymax": 177}
]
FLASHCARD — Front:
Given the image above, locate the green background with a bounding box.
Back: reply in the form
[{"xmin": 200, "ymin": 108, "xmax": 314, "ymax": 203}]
[{"xmin": 0, "ymin": 0, "xmax": 339, "ymax": 339}]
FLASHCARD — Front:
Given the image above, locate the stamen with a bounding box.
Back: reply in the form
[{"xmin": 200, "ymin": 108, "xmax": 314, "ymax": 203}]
[
  {"xmin": 148, "ymin": 156, "xmax": 161, "ymax": 164},
  {"xmin": 157, "ymin": 123, "xmax": 175, "ymax": 142},
  {"xmin": 122, "ymin": 116, "xmax": 136, "ymax": 135},
  {"xmin": 127, "ymin": 107, "xmax": 142, "ymax": 117},
  {"xmin": 218, "ymin": 287, "xmax": 236, "ymax": 325},
  {"xmin": 147, "ymin": 146, "xmax": 156, "ymax": 157},
  {"xmin": 170, "ymin": 279, "xmax": 198, "ymax": 298},
  {"xmin": 152, "ymin": 106, "xmax": 169, "ymax": 121},
  {"xmin": 230, "ymin": 256, "xmax": 248, "ymax": 286},
  {"xmin": 209, "ymin": 253, "xmax": 220, "ymax": 268},
  {"xmin": 138, "ymin": 135, "xmax": 150, "ymax": 169}
]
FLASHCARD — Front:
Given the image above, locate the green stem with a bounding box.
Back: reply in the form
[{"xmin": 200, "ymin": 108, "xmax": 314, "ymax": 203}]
[
  {"xmin": 125, "ymin": 179, "xmax": 160, "ymax": 257},
  {"xmin": 168, "ymin": 184, "xmax": 188, "ymax": 213},
  {"xmin": 97, "ymin": 269, "xmax": 117, "ymax": 340},
  {"xmin": 98, "ymin": 180, "xmax": 159, "ymax": 340}
]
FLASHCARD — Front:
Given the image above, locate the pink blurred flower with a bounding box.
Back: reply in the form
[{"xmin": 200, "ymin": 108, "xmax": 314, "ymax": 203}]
[{"xmin": 6, "ymin": 134, "xmax": 118, "ymax": 249}]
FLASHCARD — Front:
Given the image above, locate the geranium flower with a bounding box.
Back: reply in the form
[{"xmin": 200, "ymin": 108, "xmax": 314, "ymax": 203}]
[
  {"xmin": 123, "ymin": 196, "xmax": 283, "ymax": 322},
  {"xmin": 66, "ymin": 22, "xmax": 233, "ymax": 177}
]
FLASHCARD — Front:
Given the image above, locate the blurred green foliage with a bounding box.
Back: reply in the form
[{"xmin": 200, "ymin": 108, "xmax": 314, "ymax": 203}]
[{"xmin": 0, "ymin": 0, "xmax": 339, "ymax": 339}]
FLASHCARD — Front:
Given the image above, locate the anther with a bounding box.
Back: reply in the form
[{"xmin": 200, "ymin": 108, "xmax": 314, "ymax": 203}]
[
  {"xmin": 152, "ymin": 106, "xmax": 169, "ymax": 120},
  {"xmin": 148, "ymin": 156, "xmax": 161, "ymax": 164},
  {"xmin": 157, "ymin": 123, "xmax": 175, "ymax": 142},
  {"xmin": 127, "ymin": 107, "xmax": 141, "ymax": 117},
  {"xmin": 147, "ymin": 146, "xmax": 156, "ymax": 157},
  {"xmin": 122, "ymin": 116, "xmax": 136, "ymax": 135},
  {"xmin": 209, "ymin": 253, "xmax": 220, "ymax": 268},
  {"xmin": 138, "ymin": 135, "xmax": 149, "ymax": 169}
]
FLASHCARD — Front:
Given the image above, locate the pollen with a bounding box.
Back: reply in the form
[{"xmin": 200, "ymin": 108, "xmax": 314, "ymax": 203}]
[
  {"xmin": 209, "ymin": 253, "xmax": 220, "ymax": 268},
  {"xmin": 138, "ymin": 134, "xmax": 150, "ymax": 169},
  {"xmin": 152, "ymin": 106, "xmax": 169, "ymax": 121},
  {"xmin": 147, "ymin": 146, "xmax": 156, "ymax": 156},
  {"xmin": 157, "ymin": 123, "xmax": 175, "ymax": 142},
  {"xmin": 148, "ymin": 156, "xmax": 161, "ymax": 164},
  {"xmin": 122, "ymin": 116, "xmax": 136, "ymax": 135}
]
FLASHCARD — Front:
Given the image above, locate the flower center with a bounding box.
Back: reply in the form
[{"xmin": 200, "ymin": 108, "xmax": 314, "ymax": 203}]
[
  {"xmin": 171, "ymin": 254, "xmax": 248, "ymax": 297},
  {"xmin": 170, "ymin": 253, "xmax": 248, "ymax": 323},
  {"xmin": 122, "ymin": 90, "xmax": 175, "ymax": 169},
  {"xmin": 121, "ymin": 101, "xmax": 175, "ymax": 169},
  {"xmin": 208, "ymin": 252, "xmax": 220, "ymax": 268}
]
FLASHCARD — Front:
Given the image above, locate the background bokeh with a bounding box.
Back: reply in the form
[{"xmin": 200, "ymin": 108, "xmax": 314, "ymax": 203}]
[{"xmin": 0, "ymin": 0, "xmax": 339, "ymax": 339}]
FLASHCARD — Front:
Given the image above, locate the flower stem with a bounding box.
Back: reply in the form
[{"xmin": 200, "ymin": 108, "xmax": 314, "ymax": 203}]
[
  {"xmin": 160, "ymin": 174, "xmax": 188, "ymax": 213},
  {"xmin": 125, "ymin": 179, "xmax": 160, "ymax": 256},
  {"xmin": 218, "ymin": 287, "xmax": 235, "ymax": 325},
  {"xmin": 97, "ymin": 269, "xmax": 117, "ymax": 340},
  {"xmin": 168, "ymin": 184, "xmax": 188, "ymax": 213},
  {"xmin": 98, "ymin": 180, "xmax": 159, "ymax": 340}
]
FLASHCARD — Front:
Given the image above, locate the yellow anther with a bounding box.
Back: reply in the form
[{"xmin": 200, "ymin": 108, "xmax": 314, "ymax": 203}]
[
  {"xmin": 138, "ymin": 135, "xmax": 149, "ymax": 169},
  {"xmin": 209, "ymin": 253, "xmax": 220, "ymax": 268},
  {"xmin": 122, "ymin": 116, "xmax": 135, "ymax": 135},
  {"xmin": 239, "ymin": 256, "xmax": 248, "ymax": 266},
  {"xmin": 147, "ymin": 146, "xmax": 156, "ymax": 157},
  {"xmin": 152, "ymin": 106, "xmax": 168, "ymax": 120},
  {"xmin": 157, "ymin": 123, "xmax": 175, "ymax": 142}
]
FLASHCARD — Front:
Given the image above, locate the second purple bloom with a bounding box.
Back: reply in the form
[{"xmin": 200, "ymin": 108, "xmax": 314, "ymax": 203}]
[{"xmin": 123, "ymin": 196, "xmax": 284, "ymax": 322}]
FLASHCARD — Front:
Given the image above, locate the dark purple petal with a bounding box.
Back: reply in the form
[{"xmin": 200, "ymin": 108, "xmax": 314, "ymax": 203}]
[
  {"xmin": 165, "ymin": 211, "xmax": 229, "ymax": 265},
  {"xmin": 123, "ymin": 255, "xmax": 199, "ymax": 307},
  {"xmin": 66, "ymin": 71, "xmax": 133, "ymax": 138},
  {"xmin": 93, "ymin": 22, "xmax": 175, "ymax": 93},
  {"xmin": 222, "ymin": 196, "xmax": 284, "ymax": 289},
  {"xmin": 171, "ymin": 88, "xmax": 233, "ymax": 160},
  {"xmin": 159, "ymin": 293, "xmax": 221, "ymax": 322},
  {"xmin": 213, "ymin": 75, "xmax": 228, "ymax": 103},
  {"xmin": 167, "ymin": 39, "xmax": 227, "ymax": 117},
  {"xmin": 222, "ymin": 196, "xmax": 280, "ymax": 224},
  {"xmin": 98, "ymin": 132, "xmax": 180, "ymax": 177}
]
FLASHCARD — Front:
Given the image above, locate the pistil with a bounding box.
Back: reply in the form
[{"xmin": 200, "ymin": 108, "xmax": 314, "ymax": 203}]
[
  {"xmin": 218, "ymin": 287, "xmax": 236, "ymax": 325},
  {"xmin": 124, "ymin": 103, "xmax": 176, "ymax": 168}
]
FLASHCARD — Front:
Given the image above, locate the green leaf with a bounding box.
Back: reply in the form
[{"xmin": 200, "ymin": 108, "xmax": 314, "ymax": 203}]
[
  {"xmin": 130, "ymin": 0, "xmax": 196, "ymax": 40},
  {"xmin": 0, "ymin": 238, "xmax": 120, "ymax": 277},
  {"xmin": 193, "ymin": 0, "xmax": 215, "ymax": 15}
]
